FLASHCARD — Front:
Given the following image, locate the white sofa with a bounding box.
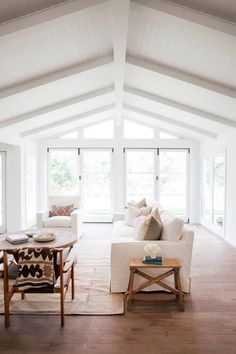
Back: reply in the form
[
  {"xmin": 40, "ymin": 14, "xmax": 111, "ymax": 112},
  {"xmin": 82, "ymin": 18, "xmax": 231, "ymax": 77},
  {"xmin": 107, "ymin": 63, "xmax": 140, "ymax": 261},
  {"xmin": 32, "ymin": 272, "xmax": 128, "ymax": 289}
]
[
  {"xmin": 37, "ymin": 195, "xmax": 83, "ymax": 237},
  {"xmin": 110, "ymin": 210, "xmax": 194, "ymax": 293}
]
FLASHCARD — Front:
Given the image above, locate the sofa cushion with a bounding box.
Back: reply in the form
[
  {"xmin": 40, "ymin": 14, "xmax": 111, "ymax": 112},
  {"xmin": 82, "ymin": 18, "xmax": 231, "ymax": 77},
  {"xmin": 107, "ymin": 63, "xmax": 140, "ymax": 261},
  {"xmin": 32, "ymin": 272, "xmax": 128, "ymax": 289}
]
[
  {"xmin": 125, "ymin": 203, "xmax": 151, "ymax": 226},
  {"xmin": 135, "ymin": 215, "xmax": 163, "ymax": 241},
  {"xmin": 43, "ymin": 216, "xmax": 71, "ymax": 228},
  {"xmin": 160, "ymin": 211, "xmax": 184, "ymax": 242},
  {"xmin": 112, "ymin": 221, "xmax": 135, "ymax": 239}
]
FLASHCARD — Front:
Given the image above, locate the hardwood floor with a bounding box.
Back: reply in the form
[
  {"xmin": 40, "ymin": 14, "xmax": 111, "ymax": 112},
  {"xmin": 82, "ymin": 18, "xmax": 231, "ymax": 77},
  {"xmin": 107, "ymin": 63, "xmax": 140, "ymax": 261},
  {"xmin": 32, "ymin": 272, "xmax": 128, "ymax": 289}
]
[{"xmin": 1, "ymin": 224, "xmax": 236, "ymax": 354}]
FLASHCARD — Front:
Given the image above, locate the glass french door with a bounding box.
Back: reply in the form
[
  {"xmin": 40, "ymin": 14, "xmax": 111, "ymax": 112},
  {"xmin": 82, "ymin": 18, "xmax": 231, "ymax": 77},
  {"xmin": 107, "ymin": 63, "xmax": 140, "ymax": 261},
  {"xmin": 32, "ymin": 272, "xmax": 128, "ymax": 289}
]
[
  {"xmin": 124, "ymin": 148, "xmax": 189, "ymax": 221},
  {"xmin": 125, "ymin": 149, "xmax": 156, "ymax": 203},
  {"xmin": 0, "ymin": 152, "xmax": 6, "ymax": 233},
  {"xmin": 81, "ymin": 149, "xmax": 113, "ymax": 222},
  {"xmin": 159, "ymin": 149, "xmax": 189, "ymax": 221}
]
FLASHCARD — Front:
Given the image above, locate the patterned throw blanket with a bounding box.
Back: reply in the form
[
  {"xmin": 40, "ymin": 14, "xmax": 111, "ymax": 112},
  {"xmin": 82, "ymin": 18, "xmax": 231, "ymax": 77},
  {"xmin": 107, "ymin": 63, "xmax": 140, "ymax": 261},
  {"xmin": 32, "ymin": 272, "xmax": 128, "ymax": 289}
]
[{"xmin": 16, "ymin": 248, "xmax": 55, "ymax": 290}]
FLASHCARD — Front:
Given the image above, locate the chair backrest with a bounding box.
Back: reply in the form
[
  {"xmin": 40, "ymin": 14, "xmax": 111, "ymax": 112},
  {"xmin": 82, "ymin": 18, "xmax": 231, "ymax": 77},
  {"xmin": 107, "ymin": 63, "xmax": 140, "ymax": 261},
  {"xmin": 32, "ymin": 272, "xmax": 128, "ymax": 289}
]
[{"xmin": 48, "ymin": 195, "xmax": 80, "ymax": 209}]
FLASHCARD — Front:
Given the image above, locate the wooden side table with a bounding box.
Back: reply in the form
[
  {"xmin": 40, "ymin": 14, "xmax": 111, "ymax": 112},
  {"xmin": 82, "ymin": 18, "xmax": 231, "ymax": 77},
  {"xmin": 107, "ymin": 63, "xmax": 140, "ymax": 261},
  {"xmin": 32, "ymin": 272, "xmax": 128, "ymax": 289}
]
[{"xmin": 126, "ymin": 257, "xmax": 184, "ymax": 311}]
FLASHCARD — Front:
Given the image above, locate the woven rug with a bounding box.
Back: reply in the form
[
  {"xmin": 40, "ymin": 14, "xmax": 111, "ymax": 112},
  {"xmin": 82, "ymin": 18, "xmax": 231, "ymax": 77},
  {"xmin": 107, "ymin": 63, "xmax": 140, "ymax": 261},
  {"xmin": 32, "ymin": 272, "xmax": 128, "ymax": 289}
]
[{"xmin": 0, "ymin": 239, "xmax": 124, "ymax": 315}]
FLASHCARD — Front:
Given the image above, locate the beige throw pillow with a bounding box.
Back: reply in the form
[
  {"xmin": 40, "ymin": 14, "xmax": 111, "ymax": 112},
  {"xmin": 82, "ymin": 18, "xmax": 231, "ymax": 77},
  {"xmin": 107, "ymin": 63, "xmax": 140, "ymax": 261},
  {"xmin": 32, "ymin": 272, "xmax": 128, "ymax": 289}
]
[
  {"xmin": 150, "ymin": 206, "xmax": 162, "ymax": 222},
  {"xmin": 135, "ymin": 215, "xmax": 163, "ymax": 241},
  {"xmin": 160, "ymin": 211, "xmax": 184, "ymax": 241},
  {"xmin": 125, "ymin": 203, "xmax": 151, "ymax": 226},
  {"xmin": 130, "ymin": 198, "xmax": 147, "ymax": 208}
]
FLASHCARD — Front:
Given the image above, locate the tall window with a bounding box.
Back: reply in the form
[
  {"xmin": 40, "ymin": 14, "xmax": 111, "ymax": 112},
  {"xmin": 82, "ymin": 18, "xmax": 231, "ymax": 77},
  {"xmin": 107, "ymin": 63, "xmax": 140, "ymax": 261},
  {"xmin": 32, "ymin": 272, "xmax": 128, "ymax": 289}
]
[
  {"xmin": 159, "ymin": 150, "xmax": 188, "ymax": 219},
  {"xmin": 201, "ymin": 154, "xmax": 225, "ymax": 228},
  {"xmin": 125, "ymin": 149, "xmax": 156, "ymax": 202},
  {"xmin": 49, "ymin": 149, "xmax": 79, "ymax": 195},
  {"xmin": 124, "ymin": 149, "xmax": 189, "ymax": 220},
  {"xmin": 81, "ymin": 149, "xmax": 113, "ymax": 221}
]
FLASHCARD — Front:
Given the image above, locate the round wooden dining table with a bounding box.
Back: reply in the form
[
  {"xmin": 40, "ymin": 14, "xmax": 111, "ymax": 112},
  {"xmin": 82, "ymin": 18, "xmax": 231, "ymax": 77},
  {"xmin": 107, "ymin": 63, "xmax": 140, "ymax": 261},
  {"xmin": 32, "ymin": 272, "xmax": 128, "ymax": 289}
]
[{"xmin": 0, "ymin": 230, "xmax": 78, "ymax": 251}]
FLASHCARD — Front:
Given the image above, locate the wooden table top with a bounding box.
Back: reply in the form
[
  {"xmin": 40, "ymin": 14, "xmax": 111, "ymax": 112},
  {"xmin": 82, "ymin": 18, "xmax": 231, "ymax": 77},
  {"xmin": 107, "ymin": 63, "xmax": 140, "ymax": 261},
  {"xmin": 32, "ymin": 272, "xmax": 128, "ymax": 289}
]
[
  {"xmin": 130, "ymin": 257, "xmax": 182, "ymax": 269},
  {"xmin": 0, "ymin": 230, "xmax": 78, "ymax": 251}
]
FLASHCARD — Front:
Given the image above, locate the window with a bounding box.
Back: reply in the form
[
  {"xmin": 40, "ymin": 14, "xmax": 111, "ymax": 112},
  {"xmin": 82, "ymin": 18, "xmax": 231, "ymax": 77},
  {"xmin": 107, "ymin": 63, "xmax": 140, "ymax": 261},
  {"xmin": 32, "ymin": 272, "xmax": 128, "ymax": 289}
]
[
  {"xmin": 81, "ymin": 149, "xmax": 113, "ymax": 221},
  {"xmin": 201, "ymin": 154, "xmax": 225, "ymax": 228},
  {"xmin": 160, "ymin": 131, "xmax": 178, "ymax": 139},
  {"xmin": 125, "ymin": 149, "xmax": 156, "ymax": 202},
  {"xmin": 48, "ymin": 149, "xmax": 79, "ymax": 195},
  {"xmin": 124, "ymin": 119, "xmax": 154, "ymax": 139},
  {"xmin": 124, "ymin": 148, "xmax": 189, "ymax": 220},
  {"xmin": 159, "ymin": 150, "xmax": 189, "ymax": 220},
  {"xmin": 59, "ymin": 131, "xmax": 78, "ymax": 139},
  {"xmin": 213, "ymin": 156, "xmax": 225, "ymax": 226},
  {"xmin": 83, "ymin": 120, "xmax": 114, "ymax": 139}
]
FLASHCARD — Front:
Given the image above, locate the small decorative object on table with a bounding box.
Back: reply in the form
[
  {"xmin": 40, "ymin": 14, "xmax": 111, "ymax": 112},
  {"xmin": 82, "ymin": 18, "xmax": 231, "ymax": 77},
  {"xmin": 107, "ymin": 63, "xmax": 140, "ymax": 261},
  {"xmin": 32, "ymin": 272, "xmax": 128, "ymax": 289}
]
[
  {"xmin": 143, "ymin": 243, "xmax": 163, "ymax": 264},
  {"xmin": 33, "ymin": 231, "xmax": 56, "ymax": 242},
  {"xmin": 6, "ymin": 234, "xmax": 29, "ymax": 245}
]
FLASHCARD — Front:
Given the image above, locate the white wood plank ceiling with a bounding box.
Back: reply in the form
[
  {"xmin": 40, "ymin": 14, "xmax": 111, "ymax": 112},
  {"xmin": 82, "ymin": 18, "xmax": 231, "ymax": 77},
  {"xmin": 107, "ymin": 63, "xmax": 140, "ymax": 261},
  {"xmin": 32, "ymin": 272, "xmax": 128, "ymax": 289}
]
[{"xmin": 0, "ymin": 0, "xmax": 235, "ymax": 142}]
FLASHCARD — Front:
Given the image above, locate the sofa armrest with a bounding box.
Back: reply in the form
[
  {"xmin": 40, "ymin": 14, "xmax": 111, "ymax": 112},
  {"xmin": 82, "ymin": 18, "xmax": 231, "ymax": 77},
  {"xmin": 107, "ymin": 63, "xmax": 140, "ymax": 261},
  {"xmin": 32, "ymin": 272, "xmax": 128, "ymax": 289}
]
[
  {"xmin": 71, "ymin": 209, "xmax": 83, "ymax": 238},
  {"xmin": 37, "ymin": 210, "xmax": 50, "ymax": 228},
  {"xmin": 113, "ymin": 212, "xmax": 125, "ymax": 222}
]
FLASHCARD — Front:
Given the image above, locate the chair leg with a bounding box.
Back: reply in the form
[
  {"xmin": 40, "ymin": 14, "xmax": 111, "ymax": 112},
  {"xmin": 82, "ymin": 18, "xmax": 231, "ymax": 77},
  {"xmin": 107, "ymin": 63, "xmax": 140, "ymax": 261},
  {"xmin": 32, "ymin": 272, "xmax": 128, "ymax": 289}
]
[
  {"xmin": 60, "ymin": 289, "xmax": 65, "ymax": 327},
  {"xmin": 71, "ymin": 265, "xmax": 75, "ymax": 300},
  {"xmin": 3, "ymin": 251, "xmax": 10, "ymax": 328}
]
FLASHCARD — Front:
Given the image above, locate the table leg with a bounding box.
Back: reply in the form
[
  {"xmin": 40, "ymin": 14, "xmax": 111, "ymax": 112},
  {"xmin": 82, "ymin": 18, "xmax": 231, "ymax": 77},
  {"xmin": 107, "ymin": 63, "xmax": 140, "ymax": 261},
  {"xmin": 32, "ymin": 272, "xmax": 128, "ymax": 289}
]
[
  {"xmin": 127, "ymin": 267, "xmax": 136, "ymax": 305},
  {"xmin": 3, "ymin": 251, "xmax": 10, "ymax": 327},
  {"xmin": 175, "ymin": 269, "xmax": 184, "ymax": 311}
]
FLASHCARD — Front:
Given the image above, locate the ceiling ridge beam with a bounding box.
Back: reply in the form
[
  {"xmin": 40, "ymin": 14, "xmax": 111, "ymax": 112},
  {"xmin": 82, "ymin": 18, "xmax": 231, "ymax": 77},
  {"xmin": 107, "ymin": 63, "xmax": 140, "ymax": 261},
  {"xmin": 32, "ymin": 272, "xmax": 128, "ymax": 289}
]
[
  {"xmin": 0, "ymin": 0, "xmax": 109, "ymax": 38},
  {"xmin": 126, "ymin": 55, "xmax": 236, "ymax": 100},
  {"xmin": 112, "ymin": 0, "xmax": 130, "ymax": 125},
  {"xmin": 0, "ymin": 85, "xmax": 114, "ymax": 129},
  {"xmin": 21, "ymin": 104, "xmax": 115, "ymax": 137},
  {"xmin": 124, "ymin": 104, "xmax": 217, "ymax": 139},
  {"xmin": 125, "ymin": 86, "xmax": 236, "ymax": 128},
  {"xmin": 0, "ymin": 55, "xmax": 113, "ymax": 100},
  {"xmin": 131, "ymin": 0, "xmax": 236, "ymax": 37}
]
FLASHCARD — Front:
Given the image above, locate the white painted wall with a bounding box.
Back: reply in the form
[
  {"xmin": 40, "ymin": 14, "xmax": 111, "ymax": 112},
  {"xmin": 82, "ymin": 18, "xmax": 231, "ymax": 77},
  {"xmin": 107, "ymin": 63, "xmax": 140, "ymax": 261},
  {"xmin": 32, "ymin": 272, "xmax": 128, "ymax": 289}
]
[
  {"xmin": 38, "ymin": 130, "xmax": 200, "ymax": 223},
  {"xmin": 0, "ymin": 143, "xmax": 21, "ymax": 232},
  {"xmin": 200, "ymin": 130, "xmax": 236, "ymax": 245}
]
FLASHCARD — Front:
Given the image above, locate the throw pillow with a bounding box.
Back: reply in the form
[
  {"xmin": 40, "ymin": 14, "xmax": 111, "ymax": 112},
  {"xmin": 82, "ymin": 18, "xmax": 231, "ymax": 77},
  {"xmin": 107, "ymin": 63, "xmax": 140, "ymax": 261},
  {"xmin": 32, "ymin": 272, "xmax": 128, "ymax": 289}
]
[
  {"xmin": 125, "ymin": 203, "xmax": 151, "ymax": 226},
  {"xmin": 49, "ymin": 204, "xmax": 75, "ymax": 217},
  {"xmin": 133, "ymin": 214, "xmax": 146, "ymax": 230},
  {"xmin": 130, "ymin": 198, "xmax": 147, "ymax": 208},
  {"xmin": 150, "ymin": 206, "xmax": 162, "ymax": 222},
  {"xmin": 135, "ymin": 215, "xmax": 163, "ymax": 241},
  {"xmin": 160, "ymin": 211, "xmax": 184, "ymax": 242}
]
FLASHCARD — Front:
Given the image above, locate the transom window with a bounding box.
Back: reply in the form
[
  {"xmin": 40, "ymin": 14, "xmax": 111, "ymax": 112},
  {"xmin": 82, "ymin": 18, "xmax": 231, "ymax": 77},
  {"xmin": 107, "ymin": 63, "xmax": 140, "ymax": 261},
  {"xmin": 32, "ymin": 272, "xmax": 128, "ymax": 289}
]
[
  {"xmin": 83, "ymin": 119, "xmax": 114, "ymax": 139},
  {"xmin": 124, "ymin": 119, "xmax": 154, "ymax": 139}
]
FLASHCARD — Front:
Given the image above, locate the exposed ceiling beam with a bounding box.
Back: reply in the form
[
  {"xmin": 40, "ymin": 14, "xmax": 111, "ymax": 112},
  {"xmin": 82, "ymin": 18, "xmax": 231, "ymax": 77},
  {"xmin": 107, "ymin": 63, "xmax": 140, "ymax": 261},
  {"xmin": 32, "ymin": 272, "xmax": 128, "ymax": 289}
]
[
  {"xmin": 124, "ymin": 104, "xmax": 217, "ymax": 139},
  {"xmin": 0, "ymin": 85, "xmax": 114, "ymax": 128},
  {"xmin": 125, "ymin": 86, "xmax": 236, "ymax": 128},
  {"xmin": 126, "ymin": 55, "xmax": 236, "ymax": 100},
  {"xmin": 0, "ymin": 55, "xmax": 113, "ymax": 100},
  {"xmin": 0, "ymin": 0, "xmax": 109, "ymax": 38},
  {"xmin": 21, "ymin": 104, "xmax": 115, "ymax": 137},
  {"xmin": 131, "ymin": 0, "xmax": 236, "ymax": 38},
  {"xmin": 112, "ymin": 0, "xmax": 130, "ymax": 125}
]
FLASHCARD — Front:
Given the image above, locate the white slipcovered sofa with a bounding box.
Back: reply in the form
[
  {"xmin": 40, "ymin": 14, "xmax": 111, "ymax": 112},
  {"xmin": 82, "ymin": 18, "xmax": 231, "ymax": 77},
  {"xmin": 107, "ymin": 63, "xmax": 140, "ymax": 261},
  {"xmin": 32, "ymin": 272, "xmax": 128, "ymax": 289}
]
[
  {"xmin": 37, "ymin": 195, "xmax": 83, "ymax": 237},
  {"xmin": 110, "ymin": 209, "xmax": 194, "ymax": 294}
]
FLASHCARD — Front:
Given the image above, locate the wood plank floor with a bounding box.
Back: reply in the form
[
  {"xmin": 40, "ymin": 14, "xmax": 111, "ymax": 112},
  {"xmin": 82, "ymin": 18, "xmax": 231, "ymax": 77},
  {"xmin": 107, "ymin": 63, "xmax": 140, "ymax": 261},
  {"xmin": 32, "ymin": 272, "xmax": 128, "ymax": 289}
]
[{"xmin": 1, "ymin": 224, "xmax": 236, "ymax": 354}]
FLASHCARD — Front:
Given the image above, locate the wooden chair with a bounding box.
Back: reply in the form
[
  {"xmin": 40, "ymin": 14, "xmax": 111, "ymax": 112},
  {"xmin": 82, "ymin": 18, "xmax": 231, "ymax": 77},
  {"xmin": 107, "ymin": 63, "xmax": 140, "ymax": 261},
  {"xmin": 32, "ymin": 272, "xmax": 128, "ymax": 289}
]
[{"xmin": 3, "ymin": 247, "xmax": 76, "ymax": 327}]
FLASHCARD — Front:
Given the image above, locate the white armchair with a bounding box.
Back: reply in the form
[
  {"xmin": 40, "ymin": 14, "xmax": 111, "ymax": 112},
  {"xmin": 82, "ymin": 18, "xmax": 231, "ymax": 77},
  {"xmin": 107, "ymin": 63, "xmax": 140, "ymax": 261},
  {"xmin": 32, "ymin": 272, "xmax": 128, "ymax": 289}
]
[{"xmin": 37, "ymin": 195, "xmax": 83, "ymax": 238}]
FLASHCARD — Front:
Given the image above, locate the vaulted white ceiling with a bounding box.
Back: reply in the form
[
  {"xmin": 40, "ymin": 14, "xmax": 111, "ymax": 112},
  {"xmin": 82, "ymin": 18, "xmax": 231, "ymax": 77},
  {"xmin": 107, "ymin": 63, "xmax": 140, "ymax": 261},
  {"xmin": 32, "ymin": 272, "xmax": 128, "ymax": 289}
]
[{"xmin": 0, "ymin": 0, "xmax": 235, "ymax": 143}]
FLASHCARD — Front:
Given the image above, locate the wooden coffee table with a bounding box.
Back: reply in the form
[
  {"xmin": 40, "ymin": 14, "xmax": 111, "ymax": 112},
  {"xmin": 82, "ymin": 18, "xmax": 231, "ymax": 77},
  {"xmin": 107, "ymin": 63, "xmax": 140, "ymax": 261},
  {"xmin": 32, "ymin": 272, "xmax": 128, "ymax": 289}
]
[{"xmin": 126, "ymin": 257, "xmax": 184, "ymax": 311}]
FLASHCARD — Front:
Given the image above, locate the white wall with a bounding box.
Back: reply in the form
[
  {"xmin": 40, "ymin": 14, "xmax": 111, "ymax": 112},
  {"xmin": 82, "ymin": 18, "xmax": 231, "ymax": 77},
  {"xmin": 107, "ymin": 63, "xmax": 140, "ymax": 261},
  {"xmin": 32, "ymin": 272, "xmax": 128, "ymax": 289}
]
[
  {"xmin": 0, "ymin": 143, "xmax": 21, "ymax": 232},
  {"xmin": 200, "ymin": 130, "xmax": 236, "ymax": 244},
  {"xmin": 21, "ymin": 139, "xmax": 39, "ymax": 229},
  {"xmin": 38, "ymin": 133, "xmax": 200, "ymax": 223}
]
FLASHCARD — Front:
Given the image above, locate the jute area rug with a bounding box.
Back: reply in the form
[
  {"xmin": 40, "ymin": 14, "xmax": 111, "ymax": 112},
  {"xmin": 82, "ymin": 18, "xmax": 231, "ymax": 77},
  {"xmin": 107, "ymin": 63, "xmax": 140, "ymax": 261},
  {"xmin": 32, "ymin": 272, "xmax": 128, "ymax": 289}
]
[{"xmin": 0, "ymin": 239, "xmax": 124, "ymax": 315}]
